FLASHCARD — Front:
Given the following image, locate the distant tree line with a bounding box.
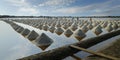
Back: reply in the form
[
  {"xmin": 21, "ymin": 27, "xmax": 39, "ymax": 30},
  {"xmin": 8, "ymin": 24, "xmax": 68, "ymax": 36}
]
[{"xmin": 0, "ymin": 15, "xmax": 120, "ymax": 18}]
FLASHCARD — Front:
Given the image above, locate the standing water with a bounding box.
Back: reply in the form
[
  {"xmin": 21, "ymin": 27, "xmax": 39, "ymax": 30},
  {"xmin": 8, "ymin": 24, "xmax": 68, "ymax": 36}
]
[
  {"xmin": 0, "ymin": 17, "xmax": 120, "ymax": 60},
  {"xmin": 0, "ymin": 21, "xmax": 41, "ymax": 60}
]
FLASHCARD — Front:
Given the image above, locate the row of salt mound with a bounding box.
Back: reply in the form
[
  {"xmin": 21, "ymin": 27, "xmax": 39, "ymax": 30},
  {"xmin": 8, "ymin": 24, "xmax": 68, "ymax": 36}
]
[
  {"xmin": 35, "ymin": 33, "xmax": 53, "ymax": 50},
  {"xmin": 6, "ymin": 20, "xmax": 54, "ymax": 50},
  {"xmin": 27, "ymin": 30, "xmax": 39, "ymax": 41},
  {"xmin": 13, "ymin": 19, "xmax": 119, "ymax": 35}
]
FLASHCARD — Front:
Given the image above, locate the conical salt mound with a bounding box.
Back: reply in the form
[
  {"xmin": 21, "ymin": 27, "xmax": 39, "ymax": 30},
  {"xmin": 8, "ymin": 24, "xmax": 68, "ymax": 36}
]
[
  {"xmin": 87, "ymin": 24, "xmax": 93, "ymax": 30},
  {"xmin": 35, "ymin": 33, "xmax": 53, "ymax": 50},
  {"xmin": 56, "ymin": 22, "xmax": 61, "ymax": 27},
  {"xmin": 38, "ymin": 24, "xmax": 42, "ymax": 30},
  {"xmin": 70, "ymin": 25, "xmax": 78, "ymax": 31},
  {"xmin": 81, "ymin": 25, "xmax": 88, "ymax": 33},
  {"xmin": 118, "ymin": 24, "xmax": 120, "ymax": 28},
  {"xmin": 34, "ymin": 24, "xmax": 39, "ymax": 28},
  {"xmin": 64, "ymin": 29, "xmax": 73, "ymax": 37},
  {"xmin": 92, "ymin": 22, "xmax": 97, "ymax": 27},
  {"xmin": 112, "ymin": 23, "xmax": 118, "ymax": 30},
  {"xmin": 21, "ymin": 28, "xmax": 30, "ymax": 36},
  {"xmin": 38, "ymin": 45, "xmax": 51, "ymax": 50},
  {"xmin": 74, "ymin": 29, "xmax": 86, "ymax": 41},
  {"xmin": 27, "ymin": 30, "xmax": 39, "ymax": 41},
  {"xmin": 79, "ymin": 23, "xmax": 84, "ymax": 27},
  {"xmin": 67, "ymin": 22, "xmax": 72, "ymax": 27},
  {"xmin": 51, "ymin": 23, "xmax": 56, "ymax": 27},
  {"xmin": 97, "ymin": 25, "xmax": 102, "ymax": 29},
  {"xmin": 105, "ymin": 24, "xmax": 113, "ymax": 32},
  {"xmin": 101, "ymin": 22, "xmax": 107, "ymax": 28},
  {"xmin": 55, "ymin": 27, "xmax": 64, "ymax": 35},
  {"xmin": 92, "ymin": 25, "xmax": 103, "ymax": 35},
  {"xmin": 63, "ymin": 24, "xmax": 69, "ymax": 29},
  {"xmin": 49, "ymin": 26, "xmax": 55, "ymax": 33},
  {"xmin": 42, "ymin": 25, "xmax": 48, "ymax": 31},
  {"xmin": 13, "ymin": 25, "xmax": 20, "ymax": 30},
  {"xmin": 16, "ymin": 26, "xmax": 24, "ymax": 33}
]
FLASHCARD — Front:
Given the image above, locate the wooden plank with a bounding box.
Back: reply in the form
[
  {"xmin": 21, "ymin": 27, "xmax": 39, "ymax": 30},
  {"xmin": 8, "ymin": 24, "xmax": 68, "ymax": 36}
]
[{"xmin": 70, "ymin": 45, "xmax": 118, "ymax": 60}]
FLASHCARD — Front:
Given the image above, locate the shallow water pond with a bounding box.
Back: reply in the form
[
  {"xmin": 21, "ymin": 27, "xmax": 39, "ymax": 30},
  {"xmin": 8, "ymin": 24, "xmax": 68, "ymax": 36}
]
[
  {"xmin": 0, "ymin": 20, "xmax": 119, "ymax": 60},
  {"xmin": 0, "ymin": 21, "xmax": 41, "ymax": 60}
]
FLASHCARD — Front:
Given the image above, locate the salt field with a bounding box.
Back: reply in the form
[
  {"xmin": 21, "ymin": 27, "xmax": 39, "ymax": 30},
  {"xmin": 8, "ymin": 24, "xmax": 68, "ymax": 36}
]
[
  {"xmin": 0, "ymin": 21, "xmax": 41, "ymax": 60},
  {"xmin": 0, "ymin": 0, "xmax": 120, "ymax": 60},
  {"xmin": 0, "ymin": 17, "xmax": 120, "ymax": 60}
]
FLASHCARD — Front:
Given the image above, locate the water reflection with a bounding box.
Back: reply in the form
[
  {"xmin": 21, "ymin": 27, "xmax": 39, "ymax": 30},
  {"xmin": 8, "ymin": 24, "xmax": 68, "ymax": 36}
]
[
  {"xmin": 2, "ymin": 19, "xmax": 119, "ymax": 60},
  {"xmin": 64, "ymin": 29, "xmax": 73, "ymax": 37},
  {"xmin": 14, "ymin": 21, "xmax": 79, "ymax": 51},
  {"xmin": 14, "ymin": 21, "xmax": 116, "ymax": 50},
  {"xmin": 55, "ymin": 27, "xmax": 64, "ymax": 35},
  {"xmin": 38, "ymin": 45, "xmax": 51, "ymax": 50},
  {"xmin": 64, "ymin": 34, "xmax": 72, "ymax": 37},
  {"xmin": 21, "ymin": 28, "xmax": 30, "ymax": 36},
  {"xmin": 34, "ymin": 33, "xmax": 53, "ymax": 50},
  {"xmin": 0, "ymin": 21, "xmax": 41, "ymax": 60}
]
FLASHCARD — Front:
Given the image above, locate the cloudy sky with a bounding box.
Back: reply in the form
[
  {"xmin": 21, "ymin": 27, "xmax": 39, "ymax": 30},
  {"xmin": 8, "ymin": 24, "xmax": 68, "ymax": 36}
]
[{"xmin": 0, "ymin": 0, "xmax": 120, "ymax": 16}]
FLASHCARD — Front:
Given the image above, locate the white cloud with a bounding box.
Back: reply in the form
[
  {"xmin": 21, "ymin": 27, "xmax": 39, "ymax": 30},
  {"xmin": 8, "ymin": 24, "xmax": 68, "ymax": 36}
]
[
  {"xmin": 7, "ymin": 0, "xmax": 39, "ymax": 15},
  {"xmin": 7, "ymin": 0, "xmax": 28, "ymax": 7},
  {"xmin": 18, "ymin": 7, "xmax": 39, "ymax": 15},
  {"xmin": 39, "ymin": 0, "xmax": 76, "ymax": 7},
  {"xmin": 92, "ymin": 5, "xmax": 120, "ymax": 16},
  {"xmin": 53, "ymin": 0, "xmax": 120, "ymax": 16},
  {"xmin": 4, "ymin": 0, "xmax": 120, "ymax": 16},
  {"xmin": 54, "ymin": 7, "xmax": 80, "ymax": 14}
]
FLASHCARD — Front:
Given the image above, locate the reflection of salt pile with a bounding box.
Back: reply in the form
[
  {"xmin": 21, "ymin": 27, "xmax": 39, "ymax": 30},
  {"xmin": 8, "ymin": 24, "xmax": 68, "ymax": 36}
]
[
  {"xmin": 92, "ymin": 25, "xmax": 103, "ymax": 35},
  {"xmin": 105, "ymin": 23, "xmax": 113, "ymax": 32},
  {"xmin": 63, "ymin": 24, "xmax": 69, "ymax": 29},
  {"xmin": 70, "ymin": 23, "xmax": 78, "ymax": 31},
  {"xmin": 112, "ymin": 23, "xmax": 118, "ymax": 30},
  {"xmin": 118, "ymin": 24, "xmax": 120, "ymax": 28},
  {"xmin": 16, "ymin": 26, "xmax": 24, "ymax": 33},
  {"xmin": 101, "ymin": 22, "xmax": 107, "ymax": 28},
  {"xmin": 92, "ymin": 22, "xmax": 97, "ymax": 27},
  {"xmin": 34, "ymin": 24, "xmax": 38, "ymax": 28},
  {"xmin": 51, "ymin": 22, "xmax": 56, "ymax": 27},
  {"xmin": 21, "ymin": 28, "xmax": 30, "ymax": 36},
  {"xmin": 49, "ymin": 26, "xmax": 55, "ymax": 33},
  {"xmin": 27, "ymin": 30, "xmax": 39, "ymax": 41},
  {"xmin": 35, "ymin": 33, "xmax": 53, "ymax": 50},
  {"xmin": 87, "ymin": 24, "xmax": 93, "ymax": 30},
  {"xmin": 38, "ymin": 24, "xmax": 42, "ymax": 30},
  {"xmin": 13, "ymin": 25, "xmax": 20, "ymax": 30},
  {"xmin": 55, "ymin": 27, "xmax": 64, "ymax": 35},
  {"xmin": 42, "ymin": 24, "xmax": 49, "ymax": 31},
  {"xmin": 64, "ymin": 29, "xmax": 73, "ymax": 37},
  {"xmin": 74, "ymin": 29, "xmax": 86, "ymax": 40},
  {"xmin": 81, "ymin": 25, "xmax": 88, "ymax": 33},
  {"xmin": 56, "ymin": 22, "xmax": 61, "ymax": 27},
  {"xmin": 79, "ymin": 23, "xmax": 84, "ymax": 27}
]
